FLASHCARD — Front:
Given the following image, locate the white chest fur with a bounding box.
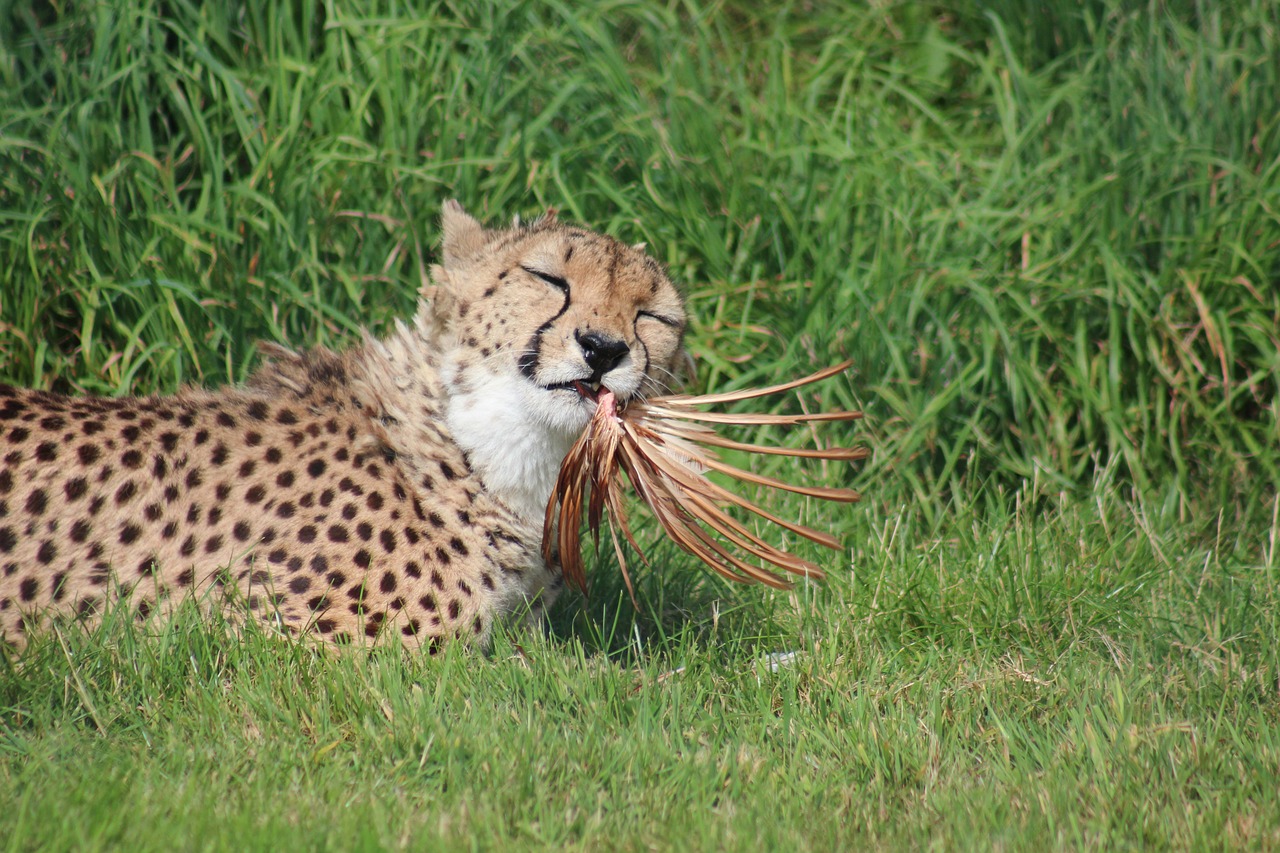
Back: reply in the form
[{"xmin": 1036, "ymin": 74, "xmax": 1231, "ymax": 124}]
[{"xmin": 443, "ymin": 363, "xmax": 581, "ymax": 525}]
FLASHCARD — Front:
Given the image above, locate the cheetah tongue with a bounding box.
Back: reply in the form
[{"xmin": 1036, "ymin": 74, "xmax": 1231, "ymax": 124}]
[
  {"xmin": 599, "ymin": 389, "xmax": 619, "ymax": 417},
  {"xmin": 596, "ymin": 388, "xmax": 618, "ymax": 418}
]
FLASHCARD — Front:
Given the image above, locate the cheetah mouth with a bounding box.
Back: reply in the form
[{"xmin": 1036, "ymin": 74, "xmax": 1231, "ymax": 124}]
[{"xmin": 544, "ymin": 379, "xmax": 603, "ymax": 402}]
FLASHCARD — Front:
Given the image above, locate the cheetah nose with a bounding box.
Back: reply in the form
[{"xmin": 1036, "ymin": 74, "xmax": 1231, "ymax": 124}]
[{"xmin": 576, "ymin": 331, "xmax": 629, "ymax": 378}]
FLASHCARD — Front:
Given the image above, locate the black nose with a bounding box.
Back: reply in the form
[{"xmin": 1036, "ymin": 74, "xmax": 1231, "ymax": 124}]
[{"xmin": 576, "ymin": 331, "xmax": 629, "ymax": 378}]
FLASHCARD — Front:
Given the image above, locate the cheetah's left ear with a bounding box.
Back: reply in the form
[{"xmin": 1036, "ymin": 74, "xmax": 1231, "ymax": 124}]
[{"xmin": 441, "ymin": 199, "xmax": 487, "ymax": 266}]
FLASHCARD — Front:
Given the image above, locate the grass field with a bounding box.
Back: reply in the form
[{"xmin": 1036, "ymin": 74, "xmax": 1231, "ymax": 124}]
[{"xmin": 2, "ymin": 0, "xmax": 1279, "ymax": 849}]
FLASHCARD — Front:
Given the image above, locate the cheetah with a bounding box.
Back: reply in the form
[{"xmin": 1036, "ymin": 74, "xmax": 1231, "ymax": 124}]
[{"xmin": 0, "ymin": 201, "xmax": 686, "ymax": 650}]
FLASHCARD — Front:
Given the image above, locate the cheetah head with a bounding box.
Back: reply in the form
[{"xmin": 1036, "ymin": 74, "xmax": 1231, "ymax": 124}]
[{"xmin": 426, "ymin": 201, "xmax": 686, "ymax": 521}]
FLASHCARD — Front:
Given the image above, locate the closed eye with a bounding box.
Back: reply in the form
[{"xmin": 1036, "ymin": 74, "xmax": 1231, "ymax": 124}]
[
  {"xmin": 522, "ymin": 266, "xmax": 569, "ymax": 292},
  {"xmin": 637, "ymin": 310, "xmax": 682, "ymax": 329}
]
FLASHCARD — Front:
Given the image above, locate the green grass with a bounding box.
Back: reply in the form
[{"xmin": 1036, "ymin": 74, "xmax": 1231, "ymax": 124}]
[{"xmin": 2, "ymin": 0, "xmax": 1279, "ymax": 849}]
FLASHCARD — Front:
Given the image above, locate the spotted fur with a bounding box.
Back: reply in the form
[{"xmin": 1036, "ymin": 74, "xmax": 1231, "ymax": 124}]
[{"xmin": 0, "ymin": 201, "xmax": 686, "ymax": 650}]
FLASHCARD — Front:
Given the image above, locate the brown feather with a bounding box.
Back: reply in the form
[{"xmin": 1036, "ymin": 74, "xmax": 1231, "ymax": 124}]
[{"xmin": 542, "ymin": 362, "xmax": 865, "ymax": 594}]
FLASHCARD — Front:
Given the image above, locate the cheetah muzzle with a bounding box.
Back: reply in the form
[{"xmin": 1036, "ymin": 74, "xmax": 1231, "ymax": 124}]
[{"xmin": 0, "ymin": 201, "xmax": 686, "ymax": 651}]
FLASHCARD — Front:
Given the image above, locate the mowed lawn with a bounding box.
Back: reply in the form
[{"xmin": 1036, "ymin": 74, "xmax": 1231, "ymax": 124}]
[{"xmin": 2, "ymin": 1, "xmax": 1278, "ymax": 849}]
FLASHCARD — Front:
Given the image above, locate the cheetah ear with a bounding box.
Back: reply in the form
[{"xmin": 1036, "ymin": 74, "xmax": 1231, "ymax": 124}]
[{"xmin": 441, "ymin": 199, "xmax": 487, "ymax": 266}]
